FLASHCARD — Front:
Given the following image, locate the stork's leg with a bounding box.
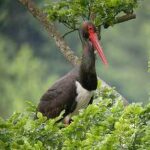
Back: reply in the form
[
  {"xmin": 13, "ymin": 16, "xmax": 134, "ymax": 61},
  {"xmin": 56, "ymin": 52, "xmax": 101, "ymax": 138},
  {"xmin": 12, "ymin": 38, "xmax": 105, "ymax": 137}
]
[
  {"xmin": 88, "ymin": 95, "xmax": 94, "ymax": 105},
  {"xmin": 63, "ymin": 114, "xmax": 71, "ymax": 126}
]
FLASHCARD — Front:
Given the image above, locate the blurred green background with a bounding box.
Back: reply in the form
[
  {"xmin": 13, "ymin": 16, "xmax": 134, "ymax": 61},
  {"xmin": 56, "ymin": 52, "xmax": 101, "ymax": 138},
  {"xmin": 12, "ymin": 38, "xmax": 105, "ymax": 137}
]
[{"xmin": 0, "ymin": 0, "xmax": 149, "ymax": 118}]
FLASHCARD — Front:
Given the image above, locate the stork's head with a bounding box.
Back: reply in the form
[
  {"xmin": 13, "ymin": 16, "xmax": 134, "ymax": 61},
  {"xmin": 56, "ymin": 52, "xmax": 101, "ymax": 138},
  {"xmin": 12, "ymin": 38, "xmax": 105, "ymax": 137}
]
[{"xmin": 81, "ymin": 21, "xmax": 108, "ymax": 65}]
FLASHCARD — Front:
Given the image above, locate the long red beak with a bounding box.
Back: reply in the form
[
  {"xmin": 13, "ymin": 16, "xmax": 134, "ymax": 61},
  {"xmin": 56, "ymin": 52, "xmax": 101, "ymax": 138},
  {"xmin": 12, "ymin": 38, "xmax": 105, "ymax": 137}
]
[{"xmin": 89, "ymin": 32, "xmax": 108, "ymax": 65}]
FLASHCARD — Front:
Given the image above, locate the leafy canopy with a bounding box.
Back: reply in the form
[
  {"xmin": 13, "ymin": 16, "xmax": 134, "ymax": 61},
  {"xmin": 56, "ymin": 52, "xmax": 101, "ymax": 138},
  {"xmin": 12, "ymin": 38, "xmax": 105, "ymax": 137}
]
[{"xmin": 45, "ymin": 0, "xmax": 138, "ymax": 29}]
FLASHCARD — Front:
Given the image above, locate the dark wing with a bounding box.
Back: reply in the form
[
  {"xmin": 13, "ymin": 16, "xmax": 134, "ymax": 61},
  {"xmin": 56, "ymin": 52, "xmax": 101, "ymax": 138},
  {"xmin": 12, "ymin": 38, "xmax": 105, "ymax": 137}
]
[{"xmin": 37, "ymin": 69, "xmax": 79, "ymax": 118}]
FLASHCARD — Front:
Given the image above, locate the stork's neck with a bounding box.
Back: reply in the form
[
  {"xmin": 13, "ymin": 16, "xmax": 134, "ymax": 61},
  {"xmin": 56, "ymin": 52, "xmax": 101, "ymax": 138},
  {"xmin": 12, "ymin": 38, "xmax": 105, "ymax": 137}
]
[
  {"xmin": 79, "ymin": 41, "xmax": 97, "ymax": 91},
  {"xmin": 81, "ymin": 41, "xmax": 95, "ymax": 71}
]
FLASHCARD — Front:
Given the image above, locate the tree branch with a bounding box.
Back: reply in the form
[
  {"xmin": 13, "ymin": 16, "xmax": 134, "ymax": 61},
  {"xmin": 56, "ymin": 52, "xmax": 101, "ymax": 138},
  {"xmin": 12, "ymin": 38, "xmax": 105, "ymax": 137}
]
[
  {"xmin": 115, "ymin": 13, "xmax": 136, "ymax": 24},
  {"xmin": 18, "ymin": 0, "xmax": 80, "ymax": 66},
  {"xmin": 104, "ymin": 13, "xmax": 136, "ymax": 28}
]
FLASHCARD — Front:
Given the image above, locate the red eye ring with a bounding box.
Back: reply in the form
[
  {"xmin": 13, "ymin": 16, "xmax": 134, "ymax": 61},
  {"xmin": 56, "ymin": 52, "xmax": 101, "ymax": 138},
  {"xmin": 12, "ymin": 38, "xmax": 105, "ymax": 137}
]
[
  {"xmin": 88, "ymin": 25, "xmax": 94, "ymax": 34},
  {"xmin": 88, "ymin": 26, "xmax": 93, "ymax": 30}
]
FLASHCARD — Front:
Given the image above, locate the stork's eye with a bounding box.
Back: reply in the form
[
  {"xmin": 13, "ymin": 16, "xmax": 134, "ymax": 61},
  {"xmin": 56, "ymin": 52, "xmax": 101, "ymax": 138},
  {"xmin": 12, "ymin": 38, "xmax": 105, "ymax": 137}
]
[
  {"xmin": 88, "ymin": 25, "xmax": 94, "ymax": 34},
  {"xmin": 88, "ymin": 26, "xmax": 93, "ymax": 31}
]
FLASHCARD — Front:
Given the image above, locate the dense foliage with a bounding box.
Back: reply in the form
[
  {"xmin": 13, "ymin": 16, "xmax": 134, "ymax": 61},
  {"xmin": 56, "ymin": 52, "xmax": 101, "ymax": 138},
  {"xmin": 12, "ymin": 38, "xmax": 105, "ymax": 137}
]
[
  {"xmin": 45, "ymin": 0, "xmax": 138, "ymax": 29},
  {"xmin": 0, "ymin": 84, "xmax": 150, "ymax": 149}
]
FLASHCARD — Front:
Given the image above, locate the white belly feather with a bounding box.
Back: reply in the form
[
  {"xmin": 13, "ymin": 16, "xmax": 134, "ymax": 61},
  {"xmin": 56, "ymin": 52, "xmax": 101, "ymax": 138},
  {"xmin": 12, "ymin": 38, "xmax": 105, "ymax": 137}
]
[
  {"xmin": 64, "ymin": 81, "xmax": 93, "ymax": 124},
  {"xmin": 72, "ymin": 81, "xmax": 93, "ymax": 115}
]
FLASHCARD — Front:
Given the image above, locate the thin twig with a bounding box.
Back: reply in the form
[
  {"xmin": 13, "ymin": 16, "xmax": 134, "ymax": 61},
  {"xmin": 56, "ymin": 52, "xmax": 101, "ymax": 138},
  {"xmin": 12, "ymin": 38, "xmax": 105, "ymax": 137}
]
[
  {"xmin": 97, "ymin": 25, "xmax": 101, "ymax": 40},
  {"xmin": 62, "ymin": 29, "xmax": 78, "ymax": 38},
  {"xmin": 63, "ymin": 22, "xmax": 72, "ymax": 30},
  {"xmin": 81, "ymin": 16, "xmax": 86, "ymax": 21},
  {"xmin": 78, "ymin": 30, "xmax": 83, "ymax": 44},
  {"xmin": 88, "ymin": 3, "xmax": 91, "ymax": 20}
]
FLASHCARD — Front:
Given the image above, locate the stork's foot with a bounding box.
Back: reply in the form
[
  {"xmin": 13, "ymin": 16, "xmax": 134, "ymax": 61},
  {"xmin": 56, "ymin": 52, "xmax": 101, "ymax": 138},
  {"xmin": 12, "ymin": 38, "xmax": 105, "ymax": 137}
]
[{"xmin": 63, "ymin": 114, "xmax": 72, "ymax": 126}]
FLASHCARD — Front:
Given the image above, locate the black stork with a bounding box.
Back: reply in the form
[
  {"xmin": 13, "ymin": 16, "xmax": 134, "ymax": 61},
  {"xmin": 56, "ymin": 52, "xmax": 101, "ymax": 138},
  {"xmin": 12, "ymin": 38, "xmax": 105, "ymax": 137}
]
[{"xmin": 37, "ymin": 21, "xmax": 108, "ymax": 124}]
